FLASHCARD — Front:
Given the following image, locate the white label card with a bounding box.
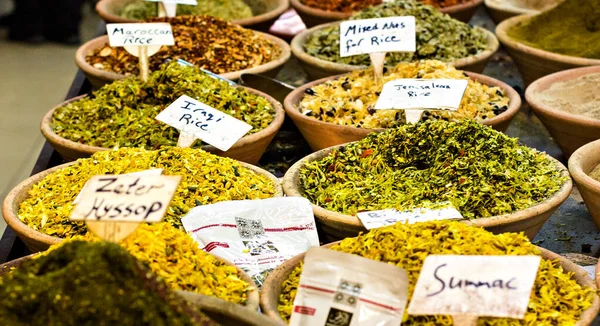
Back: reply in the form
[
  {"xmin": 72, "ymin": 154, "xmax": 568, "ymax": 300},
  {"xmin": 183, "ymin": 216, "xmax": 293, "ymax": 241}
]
[
  {"xmin": 106, "ymin": 23, "xmax": 174, "ymax": 47},
  {"xmin": 407, "ymin": 255, "xmax": 541, "ymax": 319},
  {"xmin": 155, "ymin": 95, "xmax": 252, "ymax": 151},
  {"xmin": 146, "ymin": 0, "xmax": 197, "ymax": 4},
  {"xmin": 357, "ymin": 205, "xmax": 463, "ymax": 230},
  {"xmin": 375, "ymin": 79, "xmax": 468, "ymax": 111},
  {"xmin": 70, "ymin": 174, "xmax": 181, "ymax": 223},
  {"xmin": 340, "ymin": 16, "xmax": 416, "ymax": 57}
]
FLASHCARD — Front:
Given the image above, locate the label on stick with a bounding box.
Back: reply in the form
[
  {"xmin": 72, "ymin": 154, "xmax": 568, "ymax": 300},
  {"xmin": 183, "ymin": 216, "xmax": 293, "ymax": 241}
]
[
  {"xmin": 156, "ymin": 95, "xmax": 252, "ymax": 151},
  {"xmin": 340, "ymin": 16, "xmax": 416, "ymax": 57},
  {"xmin": 375, "ymin": 79, "xmax": 468, "ymax": 111},
  {"xmin": 357, "ymin": 205, "xmax": 463, "ymax": 230},
  {"xmin": 407, "ymin": 255, "xmax": 541, "ymax": 319},
  {"xmin": 106, "ymin": 23, "xmax": 174, "ymax": 47}
]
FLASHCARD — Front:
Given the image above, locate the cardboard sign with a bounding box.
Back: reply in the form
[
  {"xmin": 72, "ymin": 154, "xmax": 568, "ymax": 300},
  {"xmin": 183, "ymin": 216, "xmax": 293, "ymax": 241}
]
[
  {"xmin": 106, "ymin": 23, "xmax": 174, "ymax": 48},
  {"xmin": 73, "ymin": 169, "xmax": 163, "ymax": 205},
  {"xmin": 357, "ymin": 205, "xmax": 463, "ymax": 230},
  {"xmin": 155, "ymin": 95, "xmax": 252, "ymax": 151},
  {"xmin": 340, "ymin": 16, "xmax": 416, "ymax": 57},
  {"xmin": 407, "ymin": 255, "xmax": 541, "ymax": 321}
]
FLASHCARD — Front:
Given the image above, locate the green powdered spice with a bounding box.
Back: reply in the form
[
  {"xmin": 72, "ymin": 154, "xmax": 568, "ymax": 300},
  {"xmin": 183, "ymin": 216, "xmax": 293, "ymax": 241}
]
[
  {"xmin": 507, "ymin": 0, "xmax": 600, "ymax": 59},
  {"xmin": 52, "ymin": 62, "xmax": 274, "ymax": 149},
  {"xmin": 305, "ymin": 0, "xmax": 487, "ymax": 66},
  {"xmin": 120, "ymin": 0, "xmax": 253, "ymax": 21},
  {"xmin": 590, "ymin": 163, "xmax": 600, "ymax": 182},
  {"xmin": 278, "ymin": 221, "xmax": 595, "ymax": 325},
  {"xmin": 18, "ymin": 147, "xmax": 276, "ymax": 237},
  {"xmin": 299, "ymin": 120, "xmax": 566, "ymax": 218},
  {"xmin": 0, "ymin": 241, "xmax": 205, "ymax": 325}
]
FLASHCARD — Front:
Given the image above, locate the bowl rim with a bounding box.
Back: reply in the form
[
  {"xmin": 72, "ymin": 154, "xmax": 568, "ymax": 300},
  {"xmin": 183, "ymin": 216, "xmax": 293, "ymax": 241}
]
[
  {"xmin": 568, "ymin": 140, "xmax": 600, "ymax": 194},
  {"xmin": 525, "ymin": 66, "xmax": 600, "ymax": 128},
  {"xmin": 483, "ymin": 0, "xmax": 540, "ymax": 15},
  {"xmin": 496, "ymin": 15, "xmax": 600, "ymax": 66}
]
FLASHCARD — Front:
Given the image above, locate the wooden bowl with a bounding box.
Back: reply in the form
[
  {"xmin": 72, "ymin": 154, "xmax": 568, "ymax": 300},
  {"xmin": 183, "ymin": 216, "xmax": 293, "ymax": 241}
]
[
  {"xmin": 284, "ymin": 71, "xmax": 521, "ymax": 151},
  {"xmin": 2, "ymin": 161, "xmax": 284, "ymax": 253},
  {"xmin": 260, "ymin": 244, "xmax": 600, "ymax": 325},
  {"xmin": 525, "ymin": 66, "xmax": 600, "ymax": 157},
  {"xmin": 41, "ymin": 88, "xmax": 284, "ymax": 164},
  {"xmin": 291, "ymin": 0, "xmax": 483, "ymax": 27},
  {"xmin": 282, "ymin": 144, "xmax": 572, "ymax": 242},
  {"xmin": 484, "ymin": 0, "xmax": 562, "ymax": 24},
  {"xmin": 291, "ymin": 22, "xmax": 499, "ymax": 80},
  {"xmin": 496, "ymin": 15, "xmax": 600, "ymax": 88},
  {"xmin": 96, "ymin": 0, "xmax": 290, "ymax": 33},
  {"xmin": 75, "ymin": 33, "xmax": 291, "ymax": 89},
  {"xmin": 569, "ymin": 140, "xmax": 600, "ymax": 230}
]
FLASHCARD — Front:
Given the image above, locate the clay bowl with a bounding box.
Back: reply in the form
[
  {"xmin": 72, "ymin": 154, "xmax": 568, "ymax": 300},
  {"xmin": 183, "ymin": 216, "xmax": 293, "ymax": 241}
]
[
  {"xmin": 525, "ymin": 66, "xmax": 600, "ymax": 157},
  {"xmin": 2, "ymin": 160, "xmax": 284, "ymax": 253},
  {"xmin": 41, "ymin": 87, "xmax": 284, "ymax": 164},
  {"xmin": 282, "ymin": 144, "xmax": 572, "ymax": 242},
  {"xmin": 496, "ymin": 15, "xmax": 600, "ymax": 87},
  {"xmin": 484, "ymin": 0, "xmax": 561, "ymax": 24},
  {"xmin": 260, "ymin": 245, "xmax": 600, "ymax": 325},
  {"xmin": 284, "ymin": 71, "xmax": 521, "ymax": 151},
  {"xmin": 291, "ymin": 0, "xmax": 482, "ymax": 27},
  {"xmin": 75, "ymin": 33, "xmax": 291, "ymax": 89},
  {"xmin": 569, "ymin": 140, "xmax": 600, "ymax": 230},
  {"xmin": 96, "ymin": 0, "xmax": 290, "ymax": 33},
  {"xmin": 291, "ymin": 22, "xmax": 499, "ymax": 80}
]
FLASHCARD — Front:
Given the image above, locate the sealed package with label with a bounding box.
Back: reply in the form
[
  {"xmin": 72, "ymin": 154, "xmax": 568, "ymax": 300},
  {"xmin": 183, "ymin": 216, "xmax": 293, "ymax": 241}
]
[
  {"xmin": 290, "ymin": 247, "xmax": 408, "ymax": 326},
  {"xmin": 182, "ymin": 197, "xmax": 319, "ymax": 286}
]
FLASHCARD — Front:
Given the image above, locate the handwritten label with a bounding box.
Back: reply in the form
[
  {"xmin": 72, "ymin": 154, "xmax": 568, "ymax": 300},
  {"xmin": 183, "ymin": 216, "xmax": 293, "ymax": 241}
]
[
  {"xmin": 106, "ymin": 23, "xmax": 174, "ymax": 47},
  {"xmin": 73, "ymin": 169, "xmax": 163, "ymax": 205},
  {"xmin": 70, "ymin": 174, "xmax": 181, "ymax": 223},
  {"xmin": 407, "ymin": 255, "xmax": 541, "ymax": 319},
  {"xmin": 155, "ymin": 95, "xmax": 252, "ymax": 151},
  {"xmin": 340, "ymin": 17, "xmax": 415, "ymax": 57},
  {"xmin": 375, "ymin": 79, "xmax": 468, "ymax": 111},
  {"xmin": 357, "ymin": 205, "xmax": 463, "ymax": 230}
]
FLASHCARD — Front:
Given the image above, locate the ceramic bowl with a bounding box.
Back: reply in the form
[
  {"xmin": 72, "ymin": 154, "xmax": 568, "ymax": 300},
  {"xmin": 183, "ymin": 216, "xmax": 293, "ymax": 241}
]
[
  {"xmin": 484, "ymin": 0, "xmax": 562, "ymax": 24},
  {"xmin": 569, "ymin": 140, "xmax": 600, "ymax": 230}
]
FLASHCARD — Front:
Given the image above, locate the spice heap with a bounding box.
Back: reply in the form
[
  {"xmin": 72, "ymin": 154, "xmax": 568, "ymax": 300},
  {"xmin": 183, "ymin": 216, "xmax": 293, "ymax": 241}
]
[
  {"xmin": 507, "ymin": 0, "xmax": 600, "ymax": 59},
  {"xmin": 300, "ymin": 0, "xmax": 471, "ymax": 12},
  {"xmin": 53, "ymin": 62, "xmax": 274, "ymax": 149},
  {"xmin": 533, "ymin": 73, "xmax": 600, "ymax": 120},
  {"xmin": 299, "ymin": 120, "xmax": 566, "ymax": 218},
  {"xmin": 590, "ymin": 164, "xmax": 600, "ymax": 182},
  {"xmin": 0, "ymin": 241, "xmax": 207, "ymax": 325},
  {"xmin": 18, "ymin": 147, "xmax": 276, "ymax": 236},
  {"xmin": 278, "ymin": 221, "xmax": 595, "ymax": 324},
  {"xmin": 305, "ymin": 0, "xmax": 487, "ymax": 66},
  {"xmin": 299, "ymin": 60, "xmax": 509, "ymax": 128},
  {"xmin": 120, "ymin": 0, "xmax": 253, "ymax": 21},
  {"xmin": 87, "ymin": 16, "xmax": 281, "ymax": 76}
]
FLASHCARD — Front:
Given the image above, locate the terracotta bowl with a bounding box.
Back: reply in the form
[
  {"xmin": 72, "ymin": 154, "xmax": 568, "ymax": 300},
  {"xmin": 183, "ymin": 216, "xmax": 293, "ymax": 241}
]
[
  {"xmin": 291, "ymin": 22, "xmax": 499, "ymax": 80},
  {"xmin": 260, "ymin": 244, "xmax": 600, "ymax": 325},
  {"xmin": 41, "ymin": 87, "xmax": 284, "ymax": 164},
  {"xmin": 525, "ymin": 66, "xmax": 600, "ymax": 157},
  {"xmin": 282, "ymin": 144, "xmax": 572, "ymax": 242},
  {"xmin": 96, "ymin": 0, "xmax": 290, "ymax": 33},
  {"xmin": 496, "ymin": 15, "xmax": 600, "ymax": 88},
  {"xmin": 284, "ymin": 71, "xmax": 521, "ymax": 151},
  {"xmin": 291, "ymin": 0, "xmax": 482, "ymax": 27},
  {"xmin": 484, "ymin": 0, "xmax": 562, "ymax": 24},
  {"xmin": 569, "ymin": 140, "xmax": 600, "ymax": 230},
  {"xmin": 75, "ymin": 33, "xmax": 291, "ymax": 89},
  {"xmin": 1, "ymin": 161, "xmax": 283, "ymax": 253}
]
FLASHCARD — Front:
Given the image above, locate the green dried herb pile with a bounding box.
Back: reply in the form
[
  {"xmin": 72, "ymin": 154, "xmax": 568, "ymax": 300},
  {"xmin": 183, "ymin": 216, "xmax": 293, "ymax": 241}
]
[
  {"xmin": 299, "ymin": 120, "xmax": 566, "ymax": 218},
  {"xmin": 18, "ymin": 147, "xmax": 276, "ymax": 237},
  {"xmin": 52, "ymin": 62, "xmax": 274, "ymax": 149},
  {"xmin": 278, "ymin": 221, "xmax": 595, "ymax": 325},
  {"xmin": 0, "ymin": 241, "xmax": 207, "ymax": 325},
  {"xmin": 305, "ymin": 0, "xmax": 488, "ymax": 66},
  {"xmin": 120, "ymin": 0, "xmax": 253, "ymax": 21}
]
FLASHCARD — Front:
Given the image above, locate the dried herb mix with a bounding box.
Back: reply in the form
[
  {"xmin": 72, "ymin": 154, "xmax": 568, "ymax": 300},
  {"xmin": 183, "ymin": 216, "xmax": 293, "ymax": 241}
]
[
  {"xmin": 300, "ymin": 0, "xmax": 471, "ymax": 12},
  {"xmin": 53, "ymin": 62, "xmax": 274, "ymax": 149},
  {"xmin": 87, "ymin": 16, "xmax": 281, "ymax": 76},
  {"xmin": 299, "ymin": 60, "xmax": 509, "ymax": 128},
  {"xmin": 278, "ymin": 221, "xmax": 595, "ymax": 325},
  {"xmin": 18, "ymin": 147, "xmax": 276, "ymax": 236},
  {"xmin": 120, "ymin": 0, "xmax": 253, "ymax": 21},
  {"xmin": 305, "ymin": 0, "xmax": 487, "ymax": 66},
  {"xmin": 590, "ymin": 163, "xmax": 600, "ymax": 182},
  {"xmin": 299, "ymin": 120, "xmax": 566, "ymax": 219}
]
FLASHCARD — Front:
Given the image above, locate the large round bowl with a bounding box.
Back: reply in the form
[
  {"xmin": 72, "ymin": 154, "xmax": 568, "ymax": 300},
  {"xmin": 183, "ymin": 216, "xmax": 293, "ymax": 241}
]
[
  {"xmin": 291, "ymin": 0, "xmax": 483, "ymax": 27},
  {"xmin": 291, "ymin": 22, "xmax": 499, "ymax": 80},
  {"xmin": 569, "ymin": 140, "xmax": 600, "ymax": 229},
  {"xmin": 284, "ymin": 71, "xmax": 521, "ymax": 151},
  {"xmin": 96, "ymin": 0, "xmax": 290, "ymax": 33},
  {"xmin": 260, "ymin": 244, "xmax": 600, "ymax": 325},
  {"xmin": 496, "ymin": 15, "xmax": 600, "ymax": 87},
  {"xmin": 525, "ymin": 66, "xmax": 600, "ymax": 157},
  {"xmin": 75, "ymin": 33, "xmax": 291, "ymax": 89},
  {"xmin": 2, "ymin": 161, "xmax": 284, "ymax": 253},
  {"xmin": 41, "ymin": 88, "xmax": 285, "ymax": 164},
  {"xmin": 484, "ymin": 0, "xmax": 562, "ymax": 24},
  {"xmin": 282, "ymin": 144, "xmax": 572, "ymax": 242}
]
